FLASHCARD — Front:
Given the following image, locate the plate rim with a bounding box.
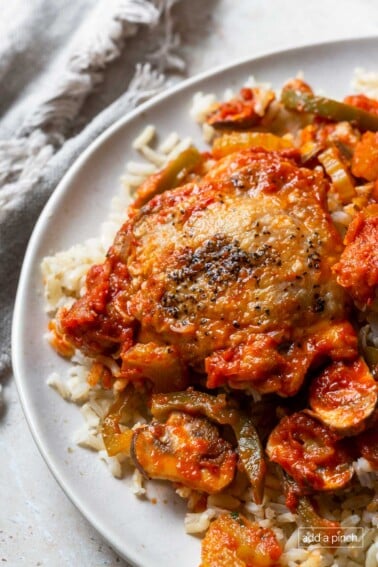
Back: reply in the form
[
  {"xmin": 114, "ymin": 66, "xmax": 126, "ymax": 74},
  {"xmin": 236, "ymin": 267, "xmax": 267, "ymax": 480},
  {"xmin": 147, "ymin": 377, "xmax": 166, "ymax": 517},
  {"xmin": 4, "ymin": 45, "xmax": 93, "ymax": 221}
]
[{"xmin": 12, "ymin": 34, "xmax": 378, "ymax": 566}]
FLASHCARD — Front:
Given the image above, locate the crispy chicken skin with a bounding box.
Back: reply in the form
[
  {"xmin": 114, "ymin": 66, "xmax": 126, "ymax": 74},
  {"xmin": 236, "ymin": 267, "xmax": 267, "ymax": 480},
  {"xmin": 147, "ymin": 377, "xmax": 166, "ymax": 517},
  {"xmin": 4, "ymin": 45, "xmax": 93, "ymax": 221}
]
[{"xmin": 59, "ymin": 148, "xmax": 357, "ymax": 396}]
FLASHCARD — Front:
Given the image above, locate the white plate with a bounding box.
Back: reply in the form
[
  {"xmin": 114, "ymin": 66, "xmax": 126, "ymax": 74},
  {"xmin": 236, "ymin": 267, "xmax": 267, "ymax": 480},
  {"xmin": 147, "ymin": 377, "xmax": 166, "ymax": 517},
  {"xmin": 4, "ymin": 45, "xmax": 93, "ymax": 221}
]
[{"xmin": 12, "ymin": 37, "xmax": 378, "ymax": 567}]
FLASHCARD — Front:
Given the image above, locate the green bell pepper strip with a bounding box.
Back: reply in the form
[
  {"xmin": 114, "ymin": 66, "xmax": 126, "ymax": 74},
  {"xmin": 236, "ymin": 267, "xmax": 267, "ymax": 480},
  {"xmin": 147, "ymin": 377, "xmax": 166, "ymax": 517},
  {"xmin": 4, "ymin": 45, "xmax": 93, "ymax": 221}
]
[
  {"xmin": 102, "ymin": 386, "xmax": 147, "ymax": 456},
  {"xmin": 364, "ymin": 345, "xmax": 378, "ymax": 369},
  {"xmin": 151, "ymin": 389, "xmax": 232, "ymax": 423},
  {"xmin": 231, "ymin": 411, "xmax": 267, "ymax": 504},
  {"xmin": 134, "ymin": 147, "xmax": 202, "ymax": 207},
  {"xmin": 151, "ymin": 390, "xmax": 266, "ymax": 504},
  {"xmin": 153, "ymin": 146, "xmax": 201, "ymax": 190},
  {"xmin": 281, "ymin": 89, "xmax": 378, "ymax": 132},
  {"xmin": 281, "ymin": 471, "xmax": 342, "ymax": 545},
  {"xmin": 359, "ymin": 324, "xmax": 378, "ymax": 374}
]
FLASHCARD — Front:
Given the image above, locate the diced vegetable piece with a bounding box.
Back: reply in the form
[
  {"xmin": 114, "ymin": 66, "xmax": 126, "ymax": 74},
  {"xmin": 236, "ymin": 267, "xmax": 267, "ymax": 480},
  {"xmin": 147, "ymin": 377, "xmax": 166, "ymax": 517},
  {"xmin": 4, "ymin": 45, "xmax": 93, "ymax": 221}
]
[
  {"xmin": 309, "ymin": 358, "xmax": 377, "ymax": 432},
  {"xmin": 206, "ymin": 87, "xmax": 275, "ymax": 130},
  {"xmin": 151, "ymin": 389, "xmax": 266, "ymax": 503},
  {"xmin": 318, "ymin": 146, "xmax": 356, "ymax": 203},
  {"xmin": 299, "ymin": 121, "xmax": 358, "ymax": 164},
  {"xmin": 266, "ymin": 411, "xmax": 354, "ymax": 491},
  {"xmin": 87, "ymin": 361, "xmax": 113, "ymax": 388},
  {"xmin": 344, "ymin": 94, "xmax": 378, "ymax": 116},
  {"xmin": 131, "ymin": 411, "xmax": 236, "ymax": 493},
  {"xmin": 134, "ymin": 147, "xmax": 202, "ymax": 207},
  {"xmin": 300, "ymin": 140, "xmax": 322, "ymax": 163},
  {"xmin": 201, "ymin": 513, "xmax": 282, "ymax": 567},
  {"xmin": 212, "ymin": 132, "xmax": 293, "ymax": 158},
  {"xmin": 102, "ymin": 390, "xmax": 135, "ymax": 456},
  {"xmin": 352, "ymin": 131, "xmax": 378, "ymax": 181},
  {"xmin": 332, "ymin": 204, "xmax": 378, "ymax": 307},
  {"xmin": 120, "ymin": 342, "xmax": 188, "ymax": 393},
  {"xmin": 102, "ymin": 423, "xmax": 133, "ymax": 457},
  {"xmin": 281, "ymin": 88, "xmax": 378, "ymax": 131}
]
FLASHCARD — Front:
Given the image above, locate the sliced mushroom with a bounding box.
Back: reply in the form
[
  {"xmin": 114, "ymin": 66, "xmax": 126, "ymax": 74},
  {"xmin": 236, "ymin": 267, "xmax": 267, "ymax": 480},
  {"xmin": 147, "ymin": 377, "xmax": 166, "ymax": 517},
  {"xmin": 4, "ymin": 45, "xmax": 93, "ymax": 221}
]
[
  {"xmin": 266, "ymin": 411, "xmax": 354, "ymax": 491},
  {"xmin": 150, "ymin": 389, "xmax": 266, "ymax": 504},
  {"xmin": 131, "ymin": 411, "xmax": 236, "ymax": 493},
  {"xmin": 309, "ymin": 358, "xmax": 377, "ymax": 433}
]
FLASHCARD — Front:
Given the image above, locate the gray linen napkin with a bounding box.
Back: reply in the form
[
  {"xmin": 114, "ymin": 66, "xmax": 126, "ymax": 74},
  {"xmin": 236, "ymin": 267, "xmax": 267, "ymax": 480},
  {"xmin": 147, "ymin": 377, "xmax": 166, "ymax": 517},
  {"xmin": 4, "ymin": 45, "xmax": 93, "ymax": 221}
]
[{"xmin": 0, "ymin": 0, "xmax": 185, "ymax": 381}]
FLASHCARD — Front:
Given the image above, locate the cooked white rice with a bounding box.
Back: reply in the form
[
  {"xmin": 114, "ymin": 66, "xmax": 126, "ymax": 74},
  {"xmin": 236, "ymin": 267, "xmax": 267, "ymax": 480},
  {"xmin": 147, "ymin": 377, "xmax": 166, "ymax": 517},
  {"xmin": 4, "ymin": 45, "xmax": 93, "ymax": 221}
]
[
  {"xmin": 353, "ymin": 69, "xmax": 378, "ymax": 101},
  {"xmin": 42, "ymin": 70, "xmax": 378, "ymax": 566}
]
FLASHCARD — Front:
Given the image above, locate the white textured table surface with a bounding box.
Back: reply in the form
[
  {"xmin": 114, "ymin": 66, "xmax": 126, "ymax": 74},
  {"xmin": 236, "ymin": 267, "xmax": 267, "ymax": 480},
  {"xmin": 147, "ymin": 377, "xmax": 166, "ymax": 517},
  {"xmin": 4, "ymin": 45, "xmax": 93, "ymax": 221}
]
[{"xmin": 2, "ymin": 1, "xmax": 378, "ymax": 565}]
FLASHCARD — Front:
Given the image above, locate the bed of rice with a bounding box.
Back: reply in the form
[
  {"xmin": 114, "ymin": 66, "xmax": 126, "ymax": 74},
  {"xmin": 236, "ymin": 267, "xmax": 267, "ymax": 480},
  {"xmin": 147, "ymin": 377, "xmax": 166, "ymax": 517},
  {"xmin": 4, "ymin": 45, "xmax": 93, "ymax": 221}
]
[{"xmin": 42, "ymin": 70, "xmax": 378, "ymax": 566}]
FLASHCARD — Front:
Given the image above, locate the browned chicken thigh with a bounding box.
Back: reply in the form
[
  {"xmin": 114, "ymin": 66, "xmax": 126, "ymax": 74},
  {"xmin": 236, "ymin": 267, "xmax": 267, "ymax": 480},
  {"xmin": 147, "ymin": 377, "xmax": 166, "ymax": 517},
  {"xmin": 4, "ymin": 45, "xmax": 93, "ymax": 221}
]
[{"xmin": 59, "ymin": 148, "xmax": 357, "ymax": 396}]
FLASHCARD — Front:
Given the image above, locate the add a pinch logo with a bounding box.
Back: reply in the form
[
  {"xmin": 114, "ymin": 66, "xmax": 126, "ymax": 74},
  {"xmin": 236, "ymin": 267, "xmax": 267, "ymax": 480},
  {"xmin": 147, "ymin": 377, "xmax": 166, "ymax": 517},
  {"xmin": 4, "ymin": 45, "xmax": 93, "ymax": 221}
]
[{"xmin": 298, "ymin": 527, "xmax": 364, "ymax": 549}]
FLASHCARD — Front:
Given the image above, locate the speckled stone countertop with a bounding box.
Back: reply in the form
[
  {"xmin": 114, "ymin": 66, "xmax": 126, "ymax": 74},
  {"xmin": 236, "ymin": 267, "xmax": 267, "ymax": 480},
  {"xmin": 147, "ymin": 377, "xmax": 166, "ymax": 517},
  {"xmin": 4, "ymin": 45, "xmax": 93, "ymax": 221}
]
[{"xmin": 2, "ymin": 1, "xmax": 378, "ymax": 565}]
